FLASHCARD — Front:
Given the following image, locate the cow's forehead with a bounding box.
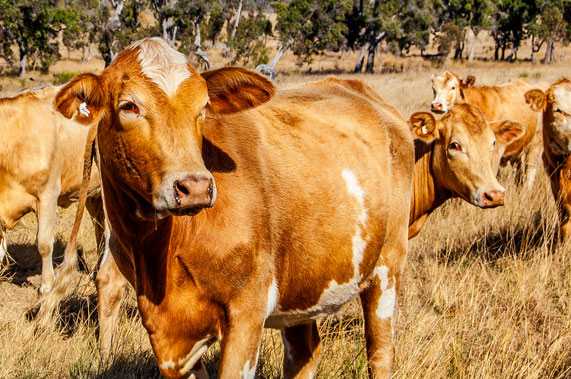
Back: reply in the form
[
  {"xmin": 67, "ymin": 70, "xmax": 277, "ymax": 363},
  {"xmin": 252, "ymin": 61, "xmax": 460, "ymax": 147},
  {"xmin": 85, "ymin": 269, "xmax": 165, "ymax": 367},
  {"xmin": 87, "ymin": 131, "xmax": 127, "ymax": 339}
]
[
  {"xmin": 444, "ymin": 106, "xmax": 488, "ymax": 139},
  {"xmin": 433, "ymin": 72, "xmax": 458, "ymax": 87},
  {"xmin": 552, "ymin": 85, "xmax": 571, "ymax": 110},
  {"xmin": 128, "ymin": 37, "xmax": 193, "ymax": 98}
]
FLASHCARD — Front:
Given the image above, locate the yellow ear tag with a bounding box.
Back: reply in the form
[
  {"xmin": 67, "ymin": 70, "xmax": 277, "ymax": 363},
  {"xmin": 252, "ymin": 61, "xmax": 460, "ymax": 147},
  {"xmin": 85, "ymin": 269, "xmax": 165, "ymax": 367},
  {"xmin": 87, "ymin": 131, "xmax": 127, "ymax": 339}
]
[{"xmin": 421, "ymin": 125, "xmax": 429, "ymax": 135}]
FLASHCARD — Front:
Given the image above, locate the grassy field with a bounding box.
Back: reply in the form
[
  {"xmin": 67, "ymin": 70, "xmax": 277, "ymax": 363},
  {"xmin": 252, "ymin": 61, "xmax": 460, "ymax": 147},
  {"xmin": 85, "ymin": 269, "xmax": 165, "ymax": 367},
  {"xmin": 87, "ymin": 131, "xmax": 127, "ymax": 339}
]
[{"xmin": 0, "ymin": 46, "xmax": 570, "ymax": 378}]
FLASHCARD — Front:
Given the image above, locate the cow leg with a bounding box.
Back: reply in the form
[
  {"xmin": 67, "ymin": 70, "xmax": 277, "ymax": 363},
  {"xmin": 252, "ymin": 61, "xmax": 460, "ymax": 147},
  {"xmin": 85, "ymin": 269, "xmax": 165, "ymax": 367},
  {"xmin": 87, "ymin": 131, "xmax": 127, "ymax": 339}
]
[
  {"xmin": 95, "ymin": 245, "xmax": 128, "ymax": 359},
  {"xmin": 523, "ymin": 139, "xmax": 543, "ymax": 190},
  {"xmin": 0, "ymin": 223, "xmax": 7, "ymax": 264},
  {"xmin": 281, "ymin": 322, "xmax": 321, "ymax": 379},
  {"xmin": 36, "ymin": 192, "xmax": 59, "ymax": 296},
  {"xmin": 85, "ymin": 194, "xmax": 110, "ymax": 279}
]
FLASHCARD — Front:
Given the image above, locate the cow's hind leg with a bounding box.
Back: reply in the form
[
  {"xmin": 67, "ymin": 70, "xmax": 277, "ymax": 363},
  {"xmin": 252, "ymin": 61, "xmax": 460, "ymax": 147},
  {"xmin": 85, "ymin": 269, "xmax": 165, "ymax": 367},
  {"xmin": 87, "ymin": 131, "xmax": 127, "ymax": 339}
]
[
  {"xmin": 281, "ymin": 321, "xmax": 322, "ymax": 379},
  {"xmin": 36, "ymin": 191, "xmax": 59, "ymax": 296},
  {"xmin": 95, "ymin": 245, "xmax": 128, "ymax": 359}
]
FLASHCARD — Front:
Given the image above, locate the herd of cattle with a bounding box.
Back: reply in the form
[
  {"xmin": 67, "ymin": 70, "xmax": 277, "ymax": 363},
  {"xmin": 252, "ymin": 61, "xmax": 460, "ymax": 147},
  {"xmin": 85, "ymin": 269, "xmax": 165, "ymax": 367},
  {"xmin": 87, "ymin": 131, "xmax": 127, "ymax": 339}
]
[{"xmin": 0, "ymin": 37, "xmax": 569, "ymax": 378}]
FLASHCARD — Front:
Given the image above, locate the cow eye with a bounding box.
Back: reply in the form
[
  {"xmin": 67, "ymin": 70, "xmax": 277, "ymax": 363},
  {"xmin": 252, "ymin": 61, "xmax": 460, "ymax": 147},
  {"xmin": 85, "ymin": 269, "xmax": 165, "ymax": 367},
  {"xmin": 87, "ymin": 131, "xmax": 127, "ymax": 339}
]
[
  {"xmin": 121, "ymin": 102, "xmax": 139, "ymax": 114},
  {"xmin": 449, "ymin": 141, "xmax": 462, "ymax": 152},
  {"xmin": 492, "ymin": 140, "xmax": 496, "ymax": 151},
  {"xmin": 451, "ymin": 86, "xmax": 456, "ymax": 90},
  {"xmin": 554, "ymin": 108, "xmax": 562, "ymax": 114}
]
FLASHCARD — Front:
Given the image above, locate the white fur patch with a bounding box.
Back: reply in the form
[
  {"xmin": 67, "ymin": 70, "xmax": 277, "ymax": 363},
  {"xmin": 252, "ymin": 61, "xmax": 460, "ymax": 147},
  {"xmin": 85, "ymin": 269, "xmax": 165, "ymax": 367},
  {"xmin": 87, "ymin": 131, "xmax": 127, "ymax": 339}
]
[
  {"xmin": 170, "ymin": 336, "xmax": 212, "ymax": 376},
  {"xmin": 265, "ymin": 169, "xmax": 369, "ymax": 328},
  {"xmin": 130, "ymin": 37, "xmax": 191, "ymax": 98},
  {"xmin": 373, "ymin": 266, "xmax": 396, "ymax": 320},
  {"xmin": 240, "ymin": 360, "xmax": 256, "ymax": 379},
  {"xmin": 266, "ymin": 279, "xmax": 279, "ymax": 318},
  {"xmin": 159, "ymin": 359, "xmax": 175, "ymax": 371}
]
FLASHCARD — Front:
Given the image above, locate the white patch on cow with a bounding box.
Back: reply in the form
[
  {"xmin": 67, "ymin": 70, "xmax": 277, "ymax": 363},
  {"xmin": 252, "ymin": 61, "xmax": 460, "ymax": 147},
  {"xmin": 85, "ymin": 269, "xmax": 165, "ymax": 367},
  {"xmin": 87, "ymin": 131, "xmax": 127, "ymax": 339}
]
[
  {"xmin": 266, "ymin": 170, "xmax": 370, "ymax": 328},
  {"xmin": 0, "ymin": 226, "xmax": 7, "ymax": 263},
  {"xmin": 79, "ymin": 102, "xmax": 90, "ymax": 116},
  {"xmin": 373, "ymin": 266, "xmax": 396, "ymax": 320},
  {"xmin": 174, "ymin": 336, "xmax": 212, "ymax": 377},
  {"xmin": 265, "ymin": 279, "xmax": 279, "ymax": 319},
  {"xmin": 421, "ymin": 125, "xmax": 429, "ymax": 135},
  {"xmin": 159, "ymin": 359, "xmax": 175, "ymax": 371},
  {"xmin": 130, "ymin": 37, "xmax": 191, "ymax": 98},
  {"xmin": 239, "ymin": 360, "xmax": 256, "ymax": 379}
]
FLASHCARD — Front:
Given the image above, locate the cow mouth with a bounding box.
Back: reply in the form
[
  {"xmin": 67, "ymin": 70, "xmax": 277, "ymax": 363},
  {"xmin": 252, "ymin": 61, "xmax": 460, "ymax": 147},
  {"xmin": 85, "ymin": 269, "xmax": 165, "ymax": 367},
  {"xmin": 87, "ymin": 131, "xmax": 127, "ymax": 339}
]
[{"xmin": 168, "ymin": 207, "xmax": 206, "ymax": 217}]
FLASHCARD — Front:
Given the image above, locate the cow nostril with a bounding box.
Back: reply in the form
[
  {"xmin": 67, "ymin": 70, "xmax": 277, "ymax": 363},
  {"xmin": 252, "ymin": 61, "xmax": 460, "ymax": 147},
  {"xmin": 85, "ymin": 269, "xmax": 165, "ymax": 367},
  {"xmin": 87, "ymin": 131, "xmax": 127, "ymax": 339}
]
[
  {"xmin": 484, "ymin": 192, "xmax": 494, "ymax": 203},
  {"xmin": 207, "ymin": 185, "xmax": 213, "ymax": 197},
  {"xmin": 175, "ymin": 181, "xmax": 189, "ymax": 196}
]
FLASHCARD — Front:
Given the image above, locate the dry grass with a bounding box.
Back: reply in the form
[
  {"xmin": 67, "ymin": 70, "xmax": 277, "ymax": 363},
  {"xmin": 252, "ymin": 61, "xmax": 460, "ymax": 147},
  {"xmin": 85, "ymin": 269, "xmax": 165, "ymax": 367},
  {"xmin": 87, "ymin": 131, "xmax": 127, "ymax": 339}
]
[{"xmin": 0, "ymin": 51, "xmax": 570, "ymax": 378}]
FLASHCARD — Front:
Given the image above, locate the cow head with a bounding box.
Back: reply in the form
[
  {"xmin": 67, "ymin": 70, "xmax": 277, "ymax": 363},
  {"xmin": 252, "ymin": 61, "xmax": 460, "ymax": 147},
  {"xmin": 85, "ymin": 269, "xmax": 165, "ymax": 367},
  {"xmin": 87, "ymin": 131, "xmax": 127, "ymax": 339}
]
[
  {"xmin": 526, "ymin": 78, "xmax": 571, "ymax": 156},
  {"xmin": 431, "ymin": 71, "xmax": 475, "ymax": 113},
  {"xmin": 54, "ymin": 38, "xmax": 275, "ymax": 221},
  {"xmin": 410, "ymin": 104, "xmax": 524, "ymax": 208}
]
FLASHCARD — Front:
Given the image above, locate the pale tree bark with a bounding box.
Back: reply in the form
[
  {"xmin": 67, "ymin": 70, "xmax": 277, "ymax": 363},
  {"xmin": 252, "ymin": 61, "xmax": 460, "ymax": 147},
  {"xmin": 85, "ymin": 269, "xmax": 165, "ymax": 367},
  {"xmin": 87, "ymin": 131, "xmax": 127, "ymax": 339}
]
[
  {"xmin": 354, "ymin": 43, "xmax": 368, "ymax": 72},
  {"xmin": 18, "ymin": 43, "xmax": 27, "ymax": 79},
  {"xmin": 224, "ymin": 0, "xmax": 242, "ymax": 58},
  {"xmin": 543, "ymin": 39, "xmax": 555, "ymax": 64},
  {"xmin": 160, "ymin": 0, "xmax": 178, "ymax": 47},
  {"xmin": 365, "ymin": 31, "xmax": 385, "ymax": 73},
  {"xmin": 101, "ymin": 0, "xmax": 125, "ymax": 66},
  {"xmin": 468, "ymin": 28, "xmax": 477, "ymax": 62},
  {"xmin": 194, "ymin": 22, "xmax": 210, "ymax": 70},
  {"xmin": 255, "ymin": 43, "xmax": 287, "ymax": 81}
]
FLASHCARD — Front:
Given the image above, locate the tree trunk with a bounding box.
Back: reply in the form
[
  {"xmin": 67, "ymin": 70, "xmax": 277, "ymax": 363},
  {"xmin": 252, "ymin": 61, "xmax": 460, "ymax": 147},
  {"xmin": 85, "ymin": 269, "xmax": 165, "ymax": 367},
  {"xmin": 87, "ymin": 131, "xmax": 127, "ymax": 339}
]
[
  {"xmin": 506, "ymin": 39, "xmax": 519, "ymax": 62},
  {"xmin": 365, "ymin": 44, "xmax": 376, "ymax": 73},
  {"xmin": 255, "ymin": 44, "xmax": 287, "ymax": 81},
  {"xmin": 194, "ymin": 22, "xmax": 210, "ymax": 70},
  {"xmin": 18, "ymin": 42, "xmax": 27, "ymax": 79},
  {"xmin": 468, "ymin": 29, "xmax": 477, "ymax": 61},
  {"xmin": 354, "ymin": 43, "xmax": 368, "ymax": 72},
  {"xmin": 543, "ymin": 39, "xmax": 555, "ymax": 64},
  {"xmin": 230, "ymin": 0, "xmax": 242, "ymax": 42},
  {"xmin": 494, "ymin": 41, "xmax": 499, "ymax": 61}
]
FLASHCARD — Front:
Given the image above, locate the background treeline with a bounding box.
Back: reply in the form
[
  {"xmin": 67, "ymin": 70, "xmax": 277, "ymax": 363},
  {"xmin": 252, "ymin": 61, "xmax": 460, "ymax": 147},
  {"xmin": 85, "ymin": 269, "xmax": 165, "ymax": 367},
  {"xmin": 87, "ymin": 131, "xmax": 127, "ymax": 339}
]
[{"xmin": 0, "ymin": 0, "xmax": 570, "ymax": 78}]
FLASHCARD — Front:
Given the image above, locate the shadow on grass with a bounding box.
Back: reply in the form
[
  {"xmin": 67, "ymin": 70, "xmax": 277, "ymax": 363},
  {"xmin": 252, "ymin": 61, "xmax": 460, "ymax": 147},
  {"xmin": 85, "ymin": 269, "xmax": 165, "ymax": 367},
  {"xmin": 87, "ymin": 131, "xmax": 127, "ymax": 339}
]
[
  {"xmin": 93, "ymin": 354, "xmax": 161, "ymax": 379},
  {"xmin": 437, "ymin": 211, "xmax": 558, "ymax": 264},
  {"xmin": 1, "ymin": 240, "xmax": 87, "ymax": 287}
]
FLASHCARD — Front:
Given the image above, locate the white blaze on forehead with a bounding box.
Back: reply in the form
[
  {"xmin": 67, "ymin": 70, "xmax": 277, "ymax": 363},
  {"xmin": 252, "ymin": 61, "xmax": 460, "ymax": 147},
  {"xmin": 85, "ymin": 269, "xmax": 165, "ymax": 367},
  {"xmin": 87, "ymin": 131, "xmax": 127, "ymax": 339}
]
[
  {"xmin": 130, "ymin": 37, "xmax": 191, "ymax": 98},
  {"xmin": 373, "ymin": 266, "xmax": 396, "ymax": 320}
]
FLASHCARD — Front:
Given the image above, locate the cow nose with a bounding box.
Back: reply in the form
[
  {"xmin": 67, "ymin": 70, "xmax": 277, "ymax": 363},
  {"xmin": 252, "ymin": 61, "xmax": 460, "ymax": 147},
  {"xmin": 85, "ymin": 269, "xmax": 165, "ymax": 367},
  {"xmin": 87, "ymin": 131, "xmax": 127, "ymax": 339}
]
[
  {"xmin": 481, "ymin": 189, "xmax": 505, "ymax": 207},
  {"xmin": 431, "ymin": 102, "xmax": 443, "ymax": 112},
  {"xmin": 174, "ymin": 175, "xmax": 214, "ymax": 208}
]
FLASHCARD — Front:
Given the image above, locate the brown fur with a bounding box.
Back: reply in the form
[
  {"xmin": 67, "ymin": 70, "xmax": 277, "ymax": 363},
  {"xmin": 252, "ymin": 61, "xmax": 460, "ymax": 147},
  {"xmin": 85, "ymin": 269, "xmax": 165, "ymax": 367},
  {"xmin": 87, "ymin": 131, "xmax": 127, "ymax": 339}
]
[{"xmin": 54, "ymin": 38, "xmax": 414, "ymax": 379}]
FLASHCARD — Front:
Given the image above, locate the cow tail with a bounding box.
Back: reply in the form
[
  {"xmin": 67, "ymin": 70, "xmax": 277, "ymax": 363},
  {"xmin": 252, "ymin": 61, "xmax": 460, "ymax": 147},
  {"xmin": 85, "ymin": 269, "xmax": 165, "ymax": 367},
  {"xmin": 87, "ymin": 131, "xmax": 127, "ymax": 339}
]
[{"xmin": 37, "ymin": 123, "xmax": 98, "ymax": 324}]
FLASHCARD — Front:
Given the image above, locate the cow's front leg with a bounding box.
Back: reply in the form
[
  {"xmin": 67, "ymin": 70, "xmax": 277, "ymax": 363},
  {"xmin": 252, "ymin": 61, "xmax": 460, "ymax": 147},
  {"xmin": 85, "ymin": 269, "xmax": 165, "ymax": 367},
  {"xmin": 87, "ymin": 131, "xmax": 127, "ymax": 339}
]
[
  {"xmin": 360, "ymin": 264, "xmax": 400, "ymax": 379},
  {"xmin": 36, "ymin": 190, "xmax": 59, "ymax": 296},
  {"xmin": 281, "ymin": 321, "xmax": 321, "ymax": 379},
  {"xmin": 0, "ymin": 223, "xmax": 7, "ymax": 265},
  {"xmin": 218, "ymin": 311, "xmax": 265, "ymax": 379}
]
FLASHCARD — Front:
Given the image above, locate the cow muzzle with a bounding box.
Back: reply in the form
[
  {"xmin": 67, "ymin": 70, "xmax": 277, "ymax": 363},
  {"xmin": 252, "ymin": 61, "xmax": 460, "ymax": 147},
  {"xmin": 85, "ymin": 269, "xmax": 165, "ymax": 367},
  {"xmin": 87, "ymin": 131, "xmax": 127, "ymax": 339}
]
[
  {"xmin": 154, "ymin": 172, "xmax": 217, "ymax": 217},
  {"xmin": 431, "ymin": 102, "xmax": 445, "ymax": 113},
  {"xmin": 473, "ymin": 188, "xmax": 505, "ymax": 208}
]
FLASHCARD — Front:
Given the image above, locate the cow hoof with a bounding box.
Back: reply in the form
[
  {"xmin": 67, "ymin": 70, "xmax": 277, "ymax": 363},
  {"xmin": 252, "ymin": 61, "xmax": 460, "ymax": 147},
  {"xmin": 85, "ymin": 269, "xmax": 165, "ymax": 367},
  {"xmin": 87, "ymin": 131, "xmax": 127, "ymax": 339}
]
[{"xmin": 37, "ymin": 285, "xmax": 52, "ymax": 299}]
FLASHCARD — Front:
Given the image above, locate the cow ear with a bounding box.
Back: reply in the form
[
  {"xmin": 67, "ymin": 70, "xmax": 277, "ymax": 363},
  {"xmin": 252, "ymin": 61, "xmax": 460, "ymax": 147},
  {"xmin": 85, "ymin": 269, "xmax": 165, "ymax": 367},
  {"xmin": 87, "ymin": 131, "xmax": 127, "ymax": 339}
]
[
  {"xmin": 462, "ymin": 75, "xmax": 476, "ymax": 88},
  {"xmin": 525, "ymin": 89, "xmax": 547, "ymax": 112},
  {"xmin": 54, "ymin": 73, "xmax": 105, "ymax": 125},
  {"xmin": 410, "ymin": 112, "xmax": 438, "ymax": 142},
  {"xmin": 201, "ymin": 67, "xmax": 276, "ymax": 115},
  {"xmin": 491, "ymin": 120, "xmax": 525, "ymax": 145}
]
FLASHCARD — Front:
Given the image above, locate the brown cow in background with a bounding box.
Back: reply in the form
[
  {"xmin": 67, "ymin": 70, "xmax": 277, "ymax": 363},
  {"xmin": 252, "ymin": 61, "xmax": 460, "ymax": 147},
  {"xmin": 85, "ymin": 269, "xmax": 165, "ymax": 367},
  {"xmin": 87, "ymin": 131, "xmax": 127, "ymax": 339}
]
[
  {"xmin": 526, "ymin": 78, "xmax": 571, "ymax": 241},
  {"xmin": 431, "ymin": 71, "xmax": 544, "ymax": 190}
]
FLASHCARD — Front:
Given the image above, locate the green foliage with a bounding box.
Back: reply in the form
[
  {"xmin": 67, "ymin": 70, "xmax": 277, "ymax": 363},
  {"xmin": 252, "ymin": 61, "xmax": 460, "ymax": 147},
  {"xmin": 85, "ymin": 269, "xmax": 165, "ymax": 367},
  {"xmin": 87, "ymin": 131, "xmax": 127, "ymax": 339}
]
[
  {"xmin": 274, "ymin": 0, "xmax": 351, "ymax": 66},
  {"xmin": 53, "ymin": 70, "xmax": 79, "ymax": 84},
  {"xmin": 228, "ymin": 6, "xmax": 272, "ymax": 67}
]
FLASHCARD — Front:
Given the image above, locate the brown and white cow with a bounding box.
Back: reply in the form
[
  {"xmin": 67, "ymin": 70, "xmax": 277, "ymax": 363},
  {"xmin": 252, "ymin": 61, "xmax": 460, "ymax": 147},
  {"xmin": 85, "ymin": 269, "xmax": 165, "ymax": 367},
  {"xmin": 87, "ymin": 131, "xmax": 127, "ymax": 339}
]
[
  {"xmin": 431, "ymin": 71, "xmax": 544, "ymax": 189},
  {"xmin": 53, "ymin": 38, "xmax": 414, "ymax": 378},
  {"xmin": 0, "ymin": 87, "xmax": 106, "ymax": 295},
  {"xmin": 408, "ymin": 104, "xmax": 524, "ymax": 238},
  {"xmin": 525, "ymin": 78, "xmax": 571, "ymax": 241}
]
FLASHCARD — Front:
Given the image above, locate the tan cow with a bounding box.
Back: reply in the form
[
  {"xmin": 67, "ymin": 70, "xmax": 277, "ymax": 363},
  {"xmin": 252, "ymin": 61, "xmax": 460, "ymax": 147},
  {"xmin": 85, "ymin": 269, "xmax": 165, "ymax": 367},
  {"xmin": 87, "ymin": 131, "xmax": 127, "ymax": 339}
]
[
  {"xmin": 52, "ymin": 38, "xmax": 414, "ymax": 378},
  {"xmin": 0, "ymin": 87, "xmax": 106, "ymax": 295},
  {"xmin": 525, "ymin": 78, "xmax": 571, "ymax": 241},
  {"xmin": 431, "ymin": 71, "xmax": 544, "ymax": 189},
  {"xmin": 408, "ymin": 104, "xmax": 524, "ymax": 238}
]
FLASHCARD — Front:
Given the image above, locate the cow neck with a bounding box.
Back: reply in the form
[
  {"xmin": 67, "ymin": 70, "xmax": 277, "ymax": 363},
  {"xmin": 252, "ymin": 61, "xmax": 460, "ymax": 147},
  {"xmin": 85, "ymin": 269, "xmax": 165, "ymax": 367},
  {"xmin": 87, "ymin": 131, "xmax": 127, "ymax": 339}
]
[
  {"xmin": 409, "ymin": 139, "xmax": 450, "ymax": 236},
  {"xmin": 101, "ymin": 170, "xmax": 175, "ymax": 304}
]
